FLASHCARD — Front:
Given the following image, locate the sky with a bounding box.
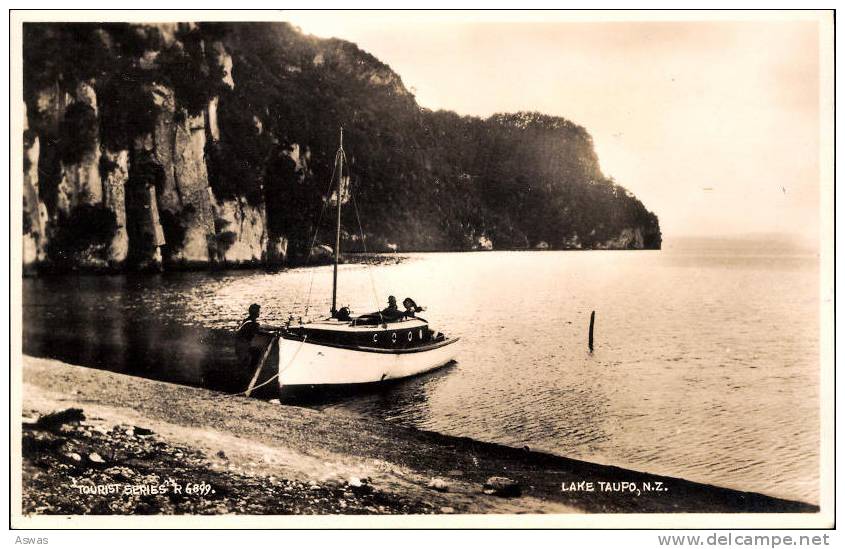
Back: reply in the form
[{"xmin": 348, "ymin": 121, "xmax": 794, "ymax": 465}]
[{"xmin": 284, "ymin": 11, "xmax": 826, "ymax": 243}]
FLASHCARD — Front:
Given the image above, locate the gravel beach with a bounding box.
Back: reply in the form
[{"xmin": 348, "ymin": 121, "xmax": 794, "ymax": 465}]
[{"xmin": 18, "ymin": 356, "xmax": 818, "ymax": 517}]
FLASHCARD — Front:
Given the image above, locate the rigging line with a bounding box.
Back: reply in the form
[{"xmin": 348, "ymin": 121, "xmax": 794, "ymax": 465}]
[
  {"xmin": 294, "ymin": 148, "xmax": 340, "ymax": 317},
  {"xmin": 303, "ymin": 148, "xmax": 342, "ymax": 318},
  {"xmin": 349, "ymin": 177, "xmax": 384, "ymax": 322}
]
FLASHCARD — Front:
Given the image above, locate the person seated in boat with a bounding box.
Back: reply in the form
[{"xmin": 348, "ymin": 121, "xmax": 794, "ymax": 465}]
[
  {"xmin": 402, "ymin": 297, "xmax": 425, "ymax": 318},
  {"xmin": 334, "ymin": 306, "xmax": 352, "ymax": 321},
  {"xmin": 235, "ymin": 304, "xmax": 274, "ymax": 368},
  {"xmin": 380, "ymin": 295, "xmax": 404, "ymax": 321}
]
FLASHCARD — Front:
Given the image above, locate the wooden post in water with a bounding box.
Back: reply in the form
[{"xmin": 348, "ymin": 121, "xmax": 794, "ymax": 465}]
[{"xmin": 588, "ymin": 311, "xmax": 595, "ymax": 352}]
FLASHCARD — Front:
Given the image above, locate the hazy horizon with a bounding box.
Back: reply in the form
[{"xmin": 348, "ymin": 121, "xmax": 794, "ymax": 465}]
[{"xmin": 284, "ymin": 11, "xmax": 825, "ymax": 244}]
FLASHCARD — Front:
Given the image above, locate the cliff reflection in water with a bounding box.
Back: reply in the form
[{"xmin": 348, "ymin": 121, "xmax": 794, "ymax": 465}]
[{"xmin": 23, "ymin": 273, "xmax": 249, "ymax": 393}]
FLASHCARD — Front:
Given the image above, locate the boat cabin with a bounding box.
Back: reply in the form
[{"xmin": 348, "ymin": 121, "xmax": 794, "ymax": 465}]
[{"xmin": 283, "ymin": 316, "xmax": 444, "ymax": 351}]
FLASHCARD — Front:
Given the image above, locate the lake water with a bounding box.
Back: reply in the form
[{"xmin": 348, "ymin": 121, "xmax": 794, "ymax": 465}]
[{"xmin": 22, "ymin": 238, "xmax": 821, "ymax": 504}]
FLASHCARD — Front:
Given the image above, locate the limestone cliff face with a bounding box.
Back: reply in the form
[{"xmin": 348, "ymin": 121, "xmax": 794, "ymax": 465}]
[
  {"xmin": 173, "ymin": 110, "xmax": 217, "ymax": 263},
  {"xmin": 204, "ymin": 53, "xmax": 268, "ymax": 266},
  {"xmin": 21, "ymin": 22, "xmax": 661, "ymax": 274},
  {"xmin": 22, "ymin": 24, "xmax": 271, "ymax": 273},
  {"xmin": 100, "ymin": 149, "xmax": 130, "ymax": 265},
  {"xmin": 133, "ymin": 84, "xmax": 216, "ymax": 266},
  {"xmin": 597, "ymin": 227, "xmax": 646, "ymax": 250},
  {"xmin": 209, "ymin": 41, "xmax": 235, "ymax": 91},
  {"xmin": 211, "ymin": 193, "xmax": 266, "ymax": 265},
  {"xmin": 56, "ymin": 82, "xmax": 103, "ymax": 218},
  {"xmin": 124, "ymin": 149, "xmax": 165, "ymax": 271},
  {"xmin": 22, "ymin": 103, "xmax": 47, "ymax": 270}
]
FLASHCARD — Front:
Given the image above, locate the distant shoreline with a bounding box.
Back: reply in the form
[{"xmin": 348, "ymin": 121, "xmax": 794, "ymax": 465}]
[
  {"xmin": 22, "ymin": 241, "xmax": 823, "ymax": 279},
  {"xmin": 19, "ymin": 356, "xmax": 818, "ymax": 516}
]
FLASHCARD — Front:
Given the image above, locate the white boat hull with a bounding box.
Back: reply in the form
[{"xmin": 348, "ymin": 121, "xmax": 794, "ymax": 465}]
[{"xmin": 276, "ymin": 336, "xmax": 459, "ymax": 388}]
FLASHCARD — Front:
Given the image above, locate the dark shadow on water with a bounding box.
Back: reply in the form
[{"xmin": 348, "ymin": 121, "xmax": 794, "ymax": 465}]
[{"xmin": 23, "ymin": 274, "xmax": 257, "ymax": 394}]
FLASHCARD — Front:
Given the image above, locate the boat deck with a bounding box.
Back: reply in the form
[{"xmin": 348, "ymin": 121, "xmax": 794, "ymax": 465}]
[{"xmin": 283, "ymin": 316, "xmax": 443, "ymax": 351}]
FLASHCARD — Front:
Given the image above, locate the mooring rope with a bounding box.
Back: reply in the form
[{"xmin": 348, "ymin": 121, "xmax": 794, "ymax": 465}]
[{"xmin": 240, "ymin": 334, "xmax": 308, "ymax": 396}]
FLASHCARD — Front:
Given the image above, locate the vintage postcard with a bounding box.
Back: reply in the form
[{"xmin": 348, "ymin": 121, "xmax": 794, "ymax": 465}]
[{"xmin": 9, "ymin": 9, "xmax": 835, "ymax": 530}]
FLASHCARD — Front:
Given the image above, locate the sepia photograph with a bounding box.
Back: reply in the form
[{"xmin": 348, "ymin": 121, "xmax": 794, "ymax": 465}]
[{"xmin": 9, "ymin": 8, "xmax": 834, "ymax": 530}]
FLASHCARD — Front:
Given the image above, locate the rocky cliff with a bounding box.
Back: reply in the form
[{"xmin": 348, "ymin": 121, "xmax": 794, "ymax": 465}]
[{"xmin": 21, "ymin": 22, "xmax": 661, "ymax": 273}]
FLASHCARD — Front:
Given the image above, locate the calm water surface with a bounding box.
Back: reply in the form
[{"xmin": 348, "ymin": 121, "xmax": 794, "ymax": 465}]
[{"xmin": 23, "ymin": 239, "xmax": 820, "ymax": 503}]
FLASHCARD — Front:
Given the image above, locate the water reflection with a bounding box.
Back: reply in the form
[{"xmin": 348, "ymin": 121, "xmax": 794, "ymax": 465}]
[
  {"xmin": 22, "ymin": 246, "xmax": 821, "ymax": 504},
  {"xmin": 23, "ymin": 274, "xmax": 248, "ymax": 392}
]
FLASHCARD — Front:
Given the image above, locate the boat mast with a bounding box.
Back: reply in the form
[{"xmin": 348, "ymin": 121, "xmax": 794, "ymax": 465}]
[{"xmin": 331, "ymin": 127, "xmax": 343, "ymax": 316}]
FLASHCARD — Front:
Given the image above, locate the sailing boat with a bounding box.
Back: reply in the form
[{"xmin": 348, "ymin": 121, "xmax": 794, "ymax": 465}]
[{"xmin": 275, "ymin": 128, "xmax": 459, "ymax": 395}]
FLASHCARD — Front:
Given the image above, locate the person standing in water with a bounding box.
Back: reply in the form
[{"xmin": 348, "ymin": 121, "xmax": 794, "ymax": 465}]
[{"xmin": 236, "ymin": 303, "xmax": 273, "ymax": 368}]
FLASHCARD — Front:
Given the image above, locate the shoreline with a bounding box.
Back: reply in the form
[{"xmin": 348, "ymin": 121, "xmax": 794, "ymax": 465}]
[
  {"xmin": 22, "ymin": 248, "xmax": 666, "ymax": 278},
  {"xmin": 19, "ymin": 356, "xmax": 818, "ymax": 515},
  {"xmin": 21, "ymin": 252, "xmax": 412, "ymax": 278}
]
